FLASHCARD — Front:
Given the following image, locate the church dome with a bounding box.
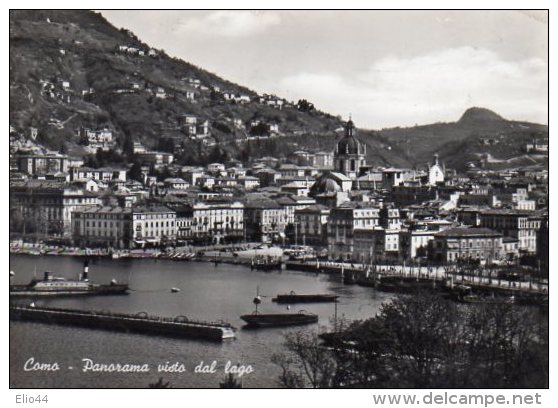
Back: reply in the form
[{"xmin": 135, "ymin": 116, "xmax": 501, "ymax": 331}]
[
  {"xmin": 337, "ymin": 136, "xmax": 361, "ymax": 155},
  {"xmin": 310, "ymin": 172, "xmax": 342, "ymax": 195},
  {"xmin": 336, "ymin": 118, "xmax": 364, "ymax": 155}
]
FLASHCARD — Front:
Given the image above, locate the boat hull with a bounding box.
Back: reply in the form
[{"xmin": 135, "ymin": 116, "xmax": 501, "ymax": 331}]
[
  {"xmin": 9, "ymin": 284, "xmax": 129, "ymax": 297},
  {"xmin": 272, "ymin": 294, "xmax": 338, "ymax": 303},
  {"xmin": 240, "ymin": 313, "xmax": 318, "ymax": 327}
]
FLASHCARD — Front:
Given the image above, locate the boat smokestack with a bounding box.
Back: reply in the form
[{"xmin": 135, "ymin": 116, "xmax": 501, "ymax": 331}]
[
  {"xmin": 44, "ymin": 271, "xmax": 51, "ymax": 281},
  {"xmin": 82, "ymin": 259, "xmax": 89, "ymax": 281}
]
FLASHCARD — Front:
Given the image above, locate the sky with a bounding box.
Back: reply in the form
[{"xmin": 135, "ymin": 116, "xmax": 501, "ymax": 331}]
[{"xmin": 101, "ymin": 10, "xmax": 548, "ymax": 130}]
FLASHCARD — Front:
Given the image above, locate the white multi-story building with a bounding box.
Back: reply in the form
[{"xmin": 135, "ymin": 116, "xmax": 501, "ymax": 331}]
[
  {"xmin": 132, "ymin": 206, "xmax": 177, "ymax": 246},
  {"xmin": 238, "ymin": 176, "xmax": 260, "ymax": 190},
  {"xmin": 79, "ymin": 128, "xmax": 113, "ymax": 151},
  {"xmin": 71, "ymin": 167, "xmax": 127, "ymax": 182},
  {"xmin": 174, "ymin": 201, "xmax": 244, "ymax": 243},
  {"xmin": 327, "ymin": 204, "xmax": 381, "ymax": 260},
  {"xmin": 244, "ymin": 200, "xmax": 288, "ymax": 243},
  {"xmin": 163, "ymin": 178, "xmax": 189, "ymax": 190}
]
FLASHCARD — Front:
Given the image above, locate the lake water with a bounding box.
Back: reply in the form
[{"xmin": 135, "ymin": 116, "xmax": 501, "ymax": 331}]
[{"xmin": 9, "ymin": 254, "xmax": 391, "ymax": 388}]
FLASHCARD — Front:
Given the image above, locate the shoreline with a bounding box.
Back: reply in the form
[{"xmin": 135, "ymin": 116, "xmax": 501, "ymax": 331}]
[{"xmin": 10, "ymin": 246, "xmax": 549, "ymax": 297}]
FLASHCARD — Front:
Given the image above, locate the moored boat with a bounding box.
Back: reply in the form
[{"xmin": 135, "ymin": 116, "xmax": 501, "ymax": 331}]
[
  {"xmin": 9, "ymin": 260, "xmax": 129, "ymax": 297},
  {"xmin": 240, "ymin": 287, "xmax": 318, "ymax": 327},
  {"xmin": 272, "ymin": 291, "xmax": 338, "ymax": 303},
  {"xmin": 240, "ymin": 311, "xmax": 318, "ymax": 327}
]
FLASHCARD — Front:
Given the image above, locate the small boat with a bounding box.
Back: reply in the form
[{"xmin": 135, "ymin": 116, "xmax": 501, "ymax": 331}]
[
  {"xmin": 171, "ymin": 287, "xmax": 181, "ymax": 293},
  {"xmin": 272, "ymin": 291, "xmax": 338, "ymax": 303},
  {"xmin": 240, "ymin": 287, "xmax": 318, "ymax": 328}
]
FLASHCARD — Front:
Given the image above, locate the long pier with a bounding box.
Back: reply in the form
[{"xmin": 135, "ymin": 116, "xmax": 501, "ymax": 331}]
[{"xmin": 9, "ymin": 305, "xmax": 236, "ymax": 342}]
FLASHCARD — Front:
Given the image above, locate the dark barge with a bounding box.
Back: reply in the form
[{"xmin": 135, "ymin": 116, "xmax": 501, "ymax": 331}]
[
  {"xmin": 241, "ymin": 311, "xmax": 318, "ymax": 327},
  {"xmin": 9, "ymin": 305, "xmax": 236, "ymax": 342},
  {"xmin": 272, "ymin": 292, "xmax": 338, "ymax": 303}
]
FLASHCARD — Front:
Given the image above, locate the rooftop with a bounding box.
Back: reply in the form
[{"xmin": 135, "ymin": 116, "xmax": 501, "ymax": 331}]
[{"xmin": 435, "ymin": 227, "xmax": 502, "ymax": 238}]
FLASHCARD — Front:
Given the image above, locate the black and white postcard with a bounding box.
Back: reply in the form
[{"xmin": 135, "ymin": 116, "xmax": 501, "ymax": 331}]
[{"xmin": 7, "ymin": 6, "xmax": 550, "ymax": 404}]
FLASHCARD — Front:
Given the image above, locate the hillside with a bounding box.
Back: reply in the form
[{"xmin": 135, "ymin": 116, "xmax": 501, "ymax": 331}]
[
  {"xmin": 9, "ymin": 10, "xmax": 344, "ymax": 162},
  {"xmin": 375, "ymin": 107, "xmax": 548, "ymax": 170},
  {"xmin": 9, "ymin": 11, "xmax": 548, "ymax": 171}
]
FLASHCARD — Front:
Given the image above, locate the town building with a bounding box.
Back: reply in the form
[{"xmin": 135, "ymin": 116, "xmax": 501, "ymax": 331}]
[
  {"xmin": 478, "ymin": 209, "xmax": 543, "ymax": 253},
  {"xmin": 327, "ymin": 203, "xmax": 381, "ymax": 260},
  {"xmin": 79, "ymin": 128, "xmax": 113, "ymax": 151},
  {"xmin": 313, "ymin": 152, "xmax": 335, "ymax": 169},
  {"xmin": 72, "ymin": 206, "xmax": 132, "ymax": 248},
  {"xmin": 136, "ymin": 151, "xmax": 174, "ymax": 166},
  {"xmin": 428, "ymin": 154, "xmax": 445, "ymax": 186},
  {"xmin": 207, "ymin": 163, "xmax": 226, "ymax": 175},
  {"xmin": 293, "ymin": 205, "xmax": 330, "ymax": 247},
  {"xmin": 237, "ymin": 176, "xmax": 260, "ymax": 190},
  {"xmin": 16, "ymin": 153, "xmax": 83, "ymax": 176},
  {"xmin": 254, "ymin": 169, "xmax": 281, "ymax": 187},
  {"xmin": 173, "ymin": 201, "xmax": 244, "ymax": 244},
  {"xmin": 353, "ymin": 228, "xmax": 401, "ymax": 263},
  {"xmin": 71, "ymin": 167, "xmax": 127, "ymax": 182},
  {"xmin": 428, "ymin": 227, "xmax": 503, "ymax": 264},
  {"xmin": 278, "ymin": 164, "xmax": 306, "ymax": 178},
  {"xmin": 276, "ymin": 195, "xmax": 316, "ymax": 225},
  {"xmin": 163, "ymin": 178, "xmax": 189, "ymax": 190},
  {"xmin": 244, "ymin": 200, "xmax": 288, "ymax": 243},
  {"xmin": 389, "ymin": 185, "xmax": 438, "ymax": 207},
  {"xmin": 10, "ymin": 181, "xmax": 100, "ymax": 236},
  {"xmin": 357, "ymin": 171, "xmax": 383, "ymax": 190},
  {"xmin": 381, "ymin": 168, "xmax": 416, "ymax": 189},
  {"xmin": 131, "ymin": 206, "xmax": 177, "ymax": 247},
  {"xmin": 398, "ymin": 220, "xmax": 454, "ymax": 260},
  {"xmin": 181, "ymin": 167, "xmax": 206, "ymax": 186}
]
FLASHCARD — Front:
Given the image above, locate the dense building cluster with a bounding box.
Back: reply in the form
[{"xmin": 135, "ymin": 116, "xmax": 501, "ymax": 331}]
[{"xmin": 9, "ymin": 118, "xmax": 548, "ymax": 274}]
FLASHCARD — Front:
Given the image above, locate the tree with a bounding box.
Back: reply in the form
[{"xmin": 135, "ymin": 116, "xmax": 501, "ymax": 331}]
[
  {"xmin": 249, "ymin": 122, "xmax": 270, "ymax": 137},
  {"xmin": 128, "ymin": 160, "xmax": 144, "ymax": 182},
  {"xmin": 240, "ymin": 142, "xmax": 252, "ymax": 164},
  {"xmin": 297, "ymin": 99, "xmax": 315, "ymax": 112},
  {"xmin": 272, "ymin": 292, "xmax": 548, "ymax": 388},
  {"xmin": 272, "ymin": 330, "xmax": 337, "ymax": 388},
  {"xmin": 122, "ymin": 133, "xmax": 134, "ymax": 157}
]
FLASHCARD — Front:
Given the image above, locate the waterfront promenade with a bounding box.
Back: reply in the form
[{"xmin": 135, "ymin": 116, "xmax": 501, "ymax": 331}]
[{"xmin": 10, "ymin": 240, "xmax": 548, "ymax": 295}]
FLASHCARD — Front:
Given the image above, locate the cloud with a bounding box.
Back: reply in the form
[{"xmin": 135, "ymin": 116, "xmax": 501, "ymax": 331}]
[
  {"xmin": 276, "ymin": 47, "xmax": 547, "ymax": 129},
  {"xmin": 175, "ymin": 11, "xmax": 281, "ymax": 37}
]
